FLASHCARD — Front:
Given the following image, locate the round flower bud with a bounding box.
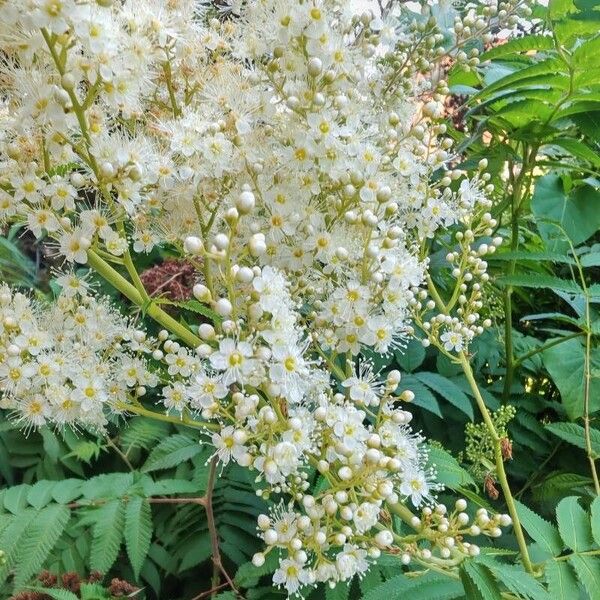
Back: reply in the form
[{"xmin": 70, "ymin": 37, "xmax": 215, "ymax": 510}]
[
  {"xmin": 252, "ymin": 553, "xmax": 265, "ymax": 567},
  {"xmin": 263, "ymin": 529, "xmax": 278, "ymax": 545},
  {"xmin": 249, "ymin": 234, "xmax": 267, "ymax": 256},
  {"xmin": 455, "ymin": 499, "xmax": 467, "ymax": 512},
  {"xmin": 307, "ymin": 57, "xmax": 323, "ymax": 76},
  {"xmin": 257, "ymin": 514, "xmax": 270, "ymax": 529},
  {"xmin": 338, "ymin": 466, "xmax": 352, "ymax": 481},
  {"xmin": 198, "ymin": 323, "xmax": 215, "ymax": 340},
  {"xmin": 183, "ymin": 236, "xmax": 203, "ymax": 255},
  {"xmin": 193, "ymin": 284, "xmax": 212, "ymax": 303},
  {"xmin": 214, "ymin": 233, "xmax": 229, "ymax": 250},
  {"xmin": 236, "ymin": 266, "xmax": 254, "ymax": 283},
  {"xmin": 215, "ymin": 298, "xmax": 233, "ymax": 316},
  {"xmin": 236, "ymin": 190, "xmax": 255, "ymax": 214},
  {"xmin": 375, "ymin": 530, "xmax": 393, "ymax": 547}
]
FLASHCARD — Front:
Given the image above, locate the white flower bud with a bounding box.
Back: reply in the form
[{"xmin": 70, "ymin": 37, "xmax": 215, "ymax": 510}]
[
  {"xmin": 193, "ymin": 284, "xmax": 212, "ymax": 303},
  {"xmin": 264, "ymin": 529, "xmax": 278, "ymax": 545},
  {"xmin": 215, "ymin": 298, "xmax": 233, "ymax": 316},
  {"xmin": 183, "ymin": 236, "xmax": 203, "ymax": 254},
  {"xmin": 252, "ymin": 553, "xmax": 265, "ymax": 567},
  {"xmin": 307, "ymin": 57, "xmax": 323, "ymax": 76},
  {"xmin": 236, "ymin": 190, "xmax": 255, "ymax": 214},
  {"xmin": 375, "ymin": 530, "xmax": 393, "ymax": 547}
]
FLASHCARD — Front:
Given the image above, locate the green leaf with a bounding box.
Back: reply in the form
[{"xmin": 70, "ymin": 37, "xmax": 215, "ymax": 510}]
[
  {"xmin": 142, "ymin": 434, "xmax": 202, "ymax": 472},
  {"xmin": 480, "ymin": 34, "xmax": 554, "ymax": 61},
  {"xmin": 124, "ymin": 496, "xmax": 153, "ymax": 580},
  {"xmin": 397, "ymin": 375, "xmax": 441, "ymax": 417},
  {"xmin": 568, "ymin": 555, "xmax": 600, "ymax": 599},
  {"xmin": 473, "ymin": 57, "xmax": 565, "ymax": 101},
  {"xmin": 591, "ymin": 497, "xmax": 600, "ymax": 546},
  {"xmin": 479, "ymin": 559, "xmax": 551, "ymax": 600},
  {"xmin": 581, "ymin": 252, "xmax": 600, "ymax": 267},
  {"xmin": 90, "ymin": 499, "xmax": 125, "ymax": 573},
  {"xmin": 27, "ymin": 480, "xmax": 57, "ymax": 509},
  {"xmin": 514, "ymin": 500, "xmax": 563, "ymax": 556},
  {"xmin": 415, "ymin": 372, "xmax": 474, "ymax": 420},
  {"xmin": 4, "ymin": 484, "xmax": 31, "ymax": 514},
  {"xmin": 27, "ymin": 589, "xmax": 79, "ymax": 600},
  {"xmin": 546, "ymin": 422, "xmax": 600, "ymax": 455},
  {"xmin": 426, "ymin": 445, "xmax": 475, "ymax": 489},
  {"xmin": 159, "ymin": 298, "xmax": 222, "ymax": 324},
  {"xmin": 14, "ymin": 504, "xmax": 70, "ymax": 588},
  {"xmin": 548, "ymin": 138, "xmax": 600, "ymax": 167},
  {"xmin": 556, "ymin": 496, "xmax": 594, "ymax": 552},
  {"xmin": 79, "ymin": 583, "xmax": 111, "ymax": 600},
  {"xmin": 543, "ymin": 339, "xmax": 600, "ymax": 419},
  {"xmin": 394, "ymin": 338, "xmax": 425, "ymax": 372},
  {"xmin": 545, "ymin": 561, "xmax": 580, "ymax": 600},
  {"xmin": 531, "ymin": 175, "xmax": 600, "ymax": 250},
  {"xmin": 490, "ymin": 250, "xmax": 575, "ymax": 264},
  {"xmin": 462, "ymin": 561, "xmax": 503, "ymax": 600},
  {"xmin": 362, "ymin": 571, "xmax": 464, "ymax": 600},
  {"xmin": 495, "ymin": 274, "xmax": 583, "ymax": 295},
  {"xmin": 121, "ymin": 417, "xmax": 171, "ymax": 451}
]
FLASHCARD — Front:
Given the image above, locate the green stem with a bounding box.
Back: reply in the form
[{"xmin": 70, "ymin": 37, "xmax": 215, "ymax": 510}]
[
  {"xmin": 87, "ymin": 249, "xmax": 202, "ymax": 348},
  {"xmin": 458, "ymin": 351, "xmax": 534, "ymax": 574},
  {"xmin": 116, "ymin": 401, "xmax": 218, "ymax": 432}
]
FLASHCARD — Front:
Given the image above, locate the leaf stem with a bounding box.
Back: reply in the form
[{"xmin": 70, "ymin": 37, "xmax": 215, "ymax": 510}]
[
  {"xmin": 87, "ymin": 249, "xmax": 202, "ymax": 349},
  {"xmin": 458, "ymin": 351, "xmax": 534, "ymax": 574}
]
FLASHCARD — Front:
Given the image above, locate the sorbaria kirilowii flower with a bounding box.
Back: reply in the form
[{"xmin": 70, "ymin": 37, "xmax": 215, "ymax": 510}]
[{"xmin": 0, "ymin": 0, "xmax": 523, "ymax": 595}]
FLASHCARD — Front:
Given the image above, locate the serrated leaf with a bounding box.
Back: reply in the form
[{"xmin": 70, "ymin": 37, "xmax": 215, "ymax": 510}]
[
  {"xmin": 480, "ymin": 34, "xmax": 554, "ymax": 61},
  {"xmin": 591, "ymin": 497, "xmax": 600, "ymax": 546},
  {"xmin": 51, "ymin": 478, "xmax": 83, "ymax": 504},
  {"xmin": 124, "ymin": 496, "xmax": 153, "ymax": 579},
  {"xmin": 361, "ymin": 571, "xmax": 464, "ymax": 600},
  {"xmin": 462, "ymin": 561, "xmax": 503, "ymax": 600},
  {"xmin": 415, "ymin": 372, "xmax": 474, "ymax": 420},
  {"xmin": 28, "ymin": 589, "xmax": 79, "ymax": 600},
  {"xmin": 26, "ymin": 480, "xmax": 57, "ymax": 510},
  {"xmin": 14, "ymin": 504, "xmax": 70, "ymax": 587},
  {"xmin": 426, "ymin": 445, "xmax": 475, "ymax": 489},
  {"xmin": 556, "ymin": 497, "xmax": 594, "ymax": 552},
  {"xmin": 545, "ymin": 561, "xmax": 580, "ymax": 600},
  {"xmin": 515, "ymin": 500, "xmax": 563, "ymax": 556},
  {"xmin": 4, "ymin": 484, "xmax": 30, "ymax": 514},
  {"xmin": 90, "ymin": 499, "xmax": 125, "ymax": 573},
  {"xmin": 142, "ymin": 434, "xmax": 202, "ymax": 472},
  {"xmin": 568, "ymin": 555, "xmax": 600, "ymax": 599},
  {"xmin": 479, "ymin": 559, "xmax": 551, "ymax": 600},
  {"xmin": 496, "ymin": 274, "xmax": 583, "ymax": 295},
  {"xmin": 491, "ymin": 250, "xmax": 575, "ymax": 264},
  {"xmin": 546, "ymin": 422, "xmax": 600, "ymax": 455},
  {"xmin": 397, "ymin": 375, "xmax": 441, "ymax": 417}
]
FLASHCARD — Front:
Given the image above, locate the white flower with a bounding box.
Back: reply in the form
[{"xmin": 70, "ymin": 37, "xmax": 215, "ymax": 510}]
[
  {"xmin": 272, "ymin": 558, "xmax": 311, "ymax": 596},
  {"xmin": 441, "ymin": 330, "xmax": 465, "ymax": 353},
  {"xmin": 212, "ymin": 425, "xmax": 246, "ymax": 465},
  {"xmin": 400, "ymin": 470, "xmax": 430, "ymax": 507},
  {"xmin": 209, "ymin": 338, "xmax": 256, "ymax": 385},
  {"xmin": 353, "ymin": 502, "xmax": 380, "ymax": 534}
]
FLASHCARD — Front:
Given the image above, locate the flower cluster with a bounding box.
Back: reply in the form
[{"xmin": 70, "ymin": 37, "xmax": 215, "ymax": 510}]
[
  {"xmin": 0, "ymin": 0, "xmax": 524, "ymax": 595},
  {"xmin": 0, "ymin": 278, "xmax": 157, "ymax": 429}
]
